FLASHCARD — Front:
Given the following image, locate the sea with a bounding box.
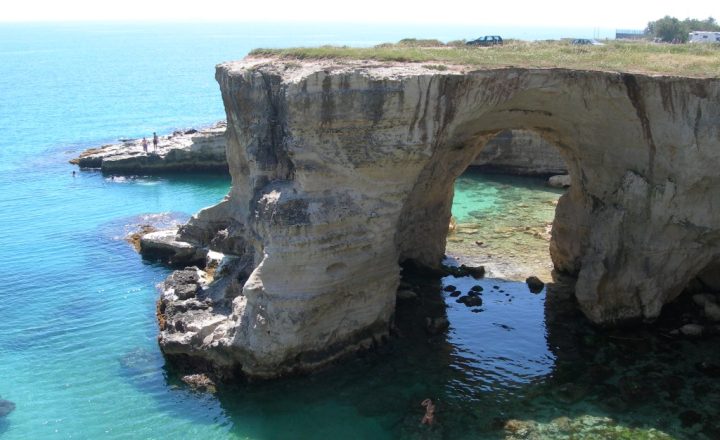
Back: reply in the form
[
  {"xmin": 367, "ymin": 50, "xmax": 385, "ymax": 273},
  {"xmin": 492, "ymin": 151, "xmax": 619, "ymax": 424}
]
[{"xmin": 0, "ymin": 22, "xmax": 717, "ymax": 439}]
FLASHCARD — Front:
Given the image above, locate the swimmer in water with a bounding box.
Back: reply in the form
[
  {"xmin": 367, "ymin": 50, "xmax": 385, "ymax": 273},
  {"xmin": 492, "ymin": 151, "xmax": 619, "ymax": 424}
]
[{"xmin": 420, "ymin": 398, "xmax": 435, "ymax": 425}]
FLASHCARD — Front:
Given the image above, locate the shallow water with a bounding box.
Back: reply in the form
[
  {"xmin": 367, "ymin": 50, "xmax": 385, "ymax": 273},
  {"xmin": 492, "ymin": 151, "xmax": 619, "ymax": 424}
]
[
  {"xmin": 1, "ymin": 22, "xmax": 719, "ymax": 440},
  {"xmin": 448, "ymin": 170, "xmax": 564, "ymax": 281}
]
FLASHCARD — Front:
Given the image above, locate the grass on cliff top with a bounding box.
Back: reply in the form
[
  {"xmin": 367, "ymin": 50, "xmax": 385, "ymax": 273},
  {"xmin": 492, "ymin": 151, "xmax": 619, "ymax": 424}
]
[{"xmin": 250, "ymin": 39, "xmax": 720, "ymax": 77}]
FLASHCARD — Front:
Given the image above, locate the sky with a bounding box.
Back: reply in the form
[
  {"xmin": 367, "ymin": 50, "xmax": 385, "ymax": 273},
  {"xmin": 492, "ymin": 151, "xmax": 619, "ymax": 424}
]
[{"xmin": 1, "ymin": 0, "xmax": 717, "ymax": 29}]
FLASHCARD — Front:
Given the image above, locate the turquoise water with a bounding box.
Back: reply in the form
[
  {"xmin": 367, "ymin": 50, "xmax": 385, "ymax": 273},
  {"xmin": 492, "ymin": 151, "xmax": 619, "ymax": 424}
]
[
  {"xmin": 1, "ymin": 22, "xmax": 718, "ymax": 439},
  {"xmin": 448, "ymin": 171, "xmax": 564, "ymax": 280}
]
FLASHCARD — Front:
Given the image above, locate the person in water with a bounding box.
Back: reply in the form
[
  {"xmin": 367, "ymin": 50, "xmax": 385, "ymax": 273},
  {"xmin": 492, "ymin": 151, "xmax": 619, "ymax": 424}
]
[
  {"xmin": 420, "ymin": 398, "xmax": 435, "ymax": 425},
  {"xmin": 152, "ymin": 132, "xmax": 158, "ymax": 151},
  {"xmin": 142, "ymin": 137, "xmax": 148, "ymax": 153}
]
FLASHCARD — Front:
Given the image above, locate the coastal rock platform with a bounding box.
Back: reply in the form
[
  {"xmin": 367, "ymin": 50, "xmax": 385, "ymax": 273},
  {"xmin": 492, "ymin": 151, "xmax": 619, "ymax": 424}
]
[
  {"xmin": 70, "ymin": 122, "xmax": 227, "ymax": 173},
  {"xmin": 153, "ymin": 58, "xmax": 720, "ymax": 379}
]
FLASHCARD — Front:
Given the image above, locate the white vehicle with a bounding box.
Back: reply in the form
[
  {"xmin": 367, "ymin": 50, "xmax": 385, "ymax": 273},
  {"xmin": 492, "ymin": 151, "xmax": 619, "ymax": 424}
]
[{"xmin": 689, "ymin": 31, "xmax": 720, "ymax": 43}]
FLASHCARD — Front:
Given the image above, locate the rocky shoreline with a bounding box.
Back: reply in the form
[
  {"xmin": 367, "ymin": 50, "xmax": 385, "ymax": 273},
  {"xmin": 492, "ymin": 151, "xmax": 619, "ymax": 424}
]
[{"xmin": 70, "ymin": 122, "xmax": 227, "ymax": 173}]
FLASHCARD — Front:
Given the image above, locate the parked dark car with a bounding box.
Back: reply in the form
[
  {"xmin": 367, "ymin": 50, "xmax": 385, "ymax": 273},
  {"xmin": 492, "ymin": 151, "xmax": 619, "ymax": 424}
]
[
  {"xmin": 466, "ymin": 36, "xmax": 503, "ymax": 46},
  {"xmin": 571, "ymin": 38, "xmax": 604, "ymax": 46}
]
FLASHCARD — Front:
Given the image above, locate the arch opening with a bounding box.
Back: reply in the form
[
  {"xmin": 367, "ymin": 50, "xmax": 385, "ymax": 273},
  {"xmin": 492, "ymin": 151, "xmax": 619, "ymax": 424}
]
[{"xmin": 445, "ymin": 129, "xmax": 571, "ymax": 282}]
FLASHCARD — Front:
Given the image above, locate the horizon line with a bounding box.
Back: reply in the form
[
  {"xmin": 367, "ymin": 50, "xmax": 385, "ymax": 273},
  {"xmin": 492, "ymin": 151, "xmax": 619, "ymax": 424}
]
[{"xmin": 0, "ymin": 19, "xmax": 640, "ymax": 30}]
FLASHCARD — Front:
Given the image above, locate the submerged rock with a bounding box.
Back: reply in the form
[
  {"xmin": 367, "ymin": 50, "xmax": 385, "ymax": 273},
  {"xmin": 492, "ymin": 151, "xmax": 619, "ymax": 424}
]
[
  {"xmin": 0, "ymin": 398, "xmax": 15, "ymax": 417},
  {"xmin": 456, "ymin": 295, "xmax": 483, "ymax": 307},
  {"xmin": 679, "ymin": 410, "xmax": 703, "ymax": 428},
  {"xmin": 504, "ymin": 415, "xmax": 674, "ymax": 439},
  {"xmin": 425, "ymin": 317, "xmax": 450, "ymax": 334},
  {"xmin": 181, "ymin": 374, "xmax": 217, "ymax": 393},
  {"xmin": 553, "ymin": 382, "xmax": 589, "ymax": 403},
  {"xmin": 396, "ymin": 289, "xmax": 418, "ymax": 300},
  {"xmin": 695, "ymin": 361, "xmax": 720, "ymax": 377}
]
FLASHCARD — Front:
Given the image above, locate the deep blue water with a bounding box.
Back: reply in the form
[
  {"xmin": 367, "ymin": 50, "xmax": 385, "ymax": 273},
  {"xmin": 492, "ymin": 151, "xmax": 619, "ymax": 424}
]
[{"xmin": 1, "ymin": 22, "xmax": 717, "ymax": 439}]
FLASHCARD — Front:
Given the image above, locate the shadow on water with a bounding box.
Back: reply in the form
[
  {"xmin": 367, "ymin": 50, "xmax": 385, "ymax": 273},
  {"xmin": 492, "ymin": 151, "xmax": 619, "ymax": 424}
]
[
  {"xmin": 99, "ymin": 197, "xmax": 720, "ymax": 438},
  {"xmin": 219, "ymin": 269, "xmax": 720, "ymax": 438}
]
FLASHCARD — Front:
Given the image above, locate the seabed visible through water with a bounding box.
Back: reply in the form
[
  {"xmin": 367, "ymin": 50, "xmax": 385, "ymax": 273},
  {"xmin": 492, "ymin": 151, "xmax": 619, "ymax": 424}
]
[{"xmin": 447, "ymin": 169, "xmax": 563, "ymax": 282}]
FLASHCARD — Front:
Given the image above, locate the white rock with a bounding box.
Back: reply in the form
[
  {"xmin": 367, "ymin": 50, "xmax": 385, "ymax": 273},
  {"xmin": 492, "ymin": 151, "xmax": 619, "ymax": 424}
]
[
  {"xmin": 547, "ymin": 174, "xmax": 572, "ymax": 188},
  {"xmin": 680, "ymin": 324, "xmax": 703, "ymax": 337}
]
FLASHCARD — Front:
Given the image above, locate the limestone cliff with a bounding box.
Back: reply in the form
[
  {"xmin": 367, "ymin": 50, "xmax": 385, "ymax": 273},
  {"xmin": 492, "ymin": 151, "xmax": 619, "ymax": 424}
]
[
  {"xmin": 73, "ymin": 121, "xmax": 562, "ymax": 176},
  {"xmin": 471, "ymin": 129, "xmax": 567, "ymax": 175},
  {"xmin": 156, "ymin": 58, "xmax": 720, "ymax": 378}
]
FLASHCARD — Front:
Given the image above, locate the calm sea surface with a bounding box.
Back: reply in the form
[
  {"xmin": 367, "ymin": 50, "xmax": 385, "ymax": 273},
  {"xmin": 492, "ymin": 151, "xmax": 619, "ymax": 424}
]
[{"xmin": 0, "ymin": 22, "xmax": 717, "ymax": 439}]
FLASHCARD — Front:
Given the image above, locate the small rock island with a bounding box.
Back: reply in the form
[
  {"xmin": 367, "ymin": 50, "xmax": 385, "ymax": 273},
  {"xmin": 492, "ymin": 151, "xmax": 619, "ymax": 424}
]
[{"xmin": 119, "ymin": 50, "xmax": 719, "ymax": 380}]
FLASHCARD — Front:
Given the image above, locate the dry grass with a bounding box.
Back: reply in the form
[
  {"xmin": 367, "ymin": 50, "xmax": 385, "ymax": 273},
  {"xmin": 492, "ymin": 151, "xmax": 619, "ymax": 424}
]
[{"xmin": 250, "ymin": 40, "xmax": 720, "ymax": 78}]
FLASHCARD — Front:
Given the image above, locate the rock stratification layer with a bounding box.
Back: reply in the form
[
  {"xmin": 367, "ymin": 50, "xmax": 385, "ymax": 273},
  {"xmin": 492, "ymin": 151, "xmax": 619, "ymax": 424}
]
[
  {"xmin": 158, "ymin": 58, "xmax": 720, "ymax": 378},
  {"xmin": 471, "ymin": 129, "xmax": 567, "ymax": 175}
]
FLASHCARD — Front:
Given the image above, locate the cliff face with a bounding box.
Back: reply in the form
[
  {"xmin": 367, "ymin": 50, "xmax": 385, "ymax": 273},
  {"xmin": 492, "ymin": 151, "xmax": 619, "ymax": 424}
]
[
  {"xmin": 471, "ymin": 129, "xmax": 567, "ymax": 175},
  {"xmin": 158, "ymin": 58, "xmax": 720, "ymax": 378}
]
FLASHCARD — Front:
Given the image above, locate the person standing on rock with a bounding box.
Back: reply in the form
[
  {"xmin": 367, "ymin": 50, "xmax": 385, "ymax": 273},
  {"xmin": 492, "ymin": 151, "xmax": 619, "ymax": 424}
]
[
  {"xmin": 142, "ymin": 137, "xmax": 148, "ymax": 153},
  {"xmin": 153, "ymin": 132, "xmax": 158, "ymax": 152}
]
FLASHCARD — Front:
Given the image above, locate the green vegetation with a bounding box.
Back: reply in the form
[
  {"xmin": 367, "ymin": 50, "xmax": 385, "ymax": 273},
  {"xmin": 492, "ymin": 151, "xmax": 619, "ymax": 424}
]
[
  {"xmin": 250, "ymin": 39, "xmax": 720, "ymax": 77},
  {"xmin": 646, "ymin": 16, "xmax": 720, "ymax": 43}
]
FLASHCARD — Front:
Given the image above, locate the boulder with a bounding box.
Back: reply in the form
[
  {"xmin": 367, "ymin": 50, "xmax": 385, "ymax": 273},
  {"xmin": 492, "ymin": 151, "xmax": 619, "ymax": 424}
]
[
  {"xmin": 526, "ymin": 276, "xmax": 545, "ymax": 293},
  {"xmin": 547, "ymin": 174, "xmax": 571, "ymax": 188},
  {"xmin": 164, "ymin": 268, "xmax": 203, "ymax": 300},
  {"xmin": 139, "ymin": 229, "xmax": 207, "ymax": 267},
  {"xmin": 457, "ymin": 295, "xmax": 483, "ymax": 307}
]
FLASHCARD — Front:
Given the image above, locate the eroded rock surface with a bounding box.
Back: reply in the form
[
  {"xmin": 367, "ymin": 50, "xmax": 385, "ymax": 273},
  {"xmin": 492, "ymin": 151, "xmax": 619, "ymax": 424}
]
[
  {"xmin": 472, "ymin": 129, "xmax": 567, "ymax": 175},
  {"xmin": 139, "ymin": 228, "xmax": 207, "ymax": 267},
  {"xmin": 71, "ymin": 122, "xmax": 227, "ymax": 173},
  {"xmin": 156, "ymin": 58, "xmax": 720, "ymax": 378}
]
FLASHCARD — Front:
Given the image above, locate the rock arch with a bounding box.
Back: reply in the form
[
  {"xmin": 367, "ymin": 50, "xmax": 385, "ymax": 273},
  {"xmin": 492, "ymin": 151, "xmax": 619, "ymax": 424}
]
[{"xmin": 159, "ymin": 59, "xmax": 720, "ymax": 378}]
